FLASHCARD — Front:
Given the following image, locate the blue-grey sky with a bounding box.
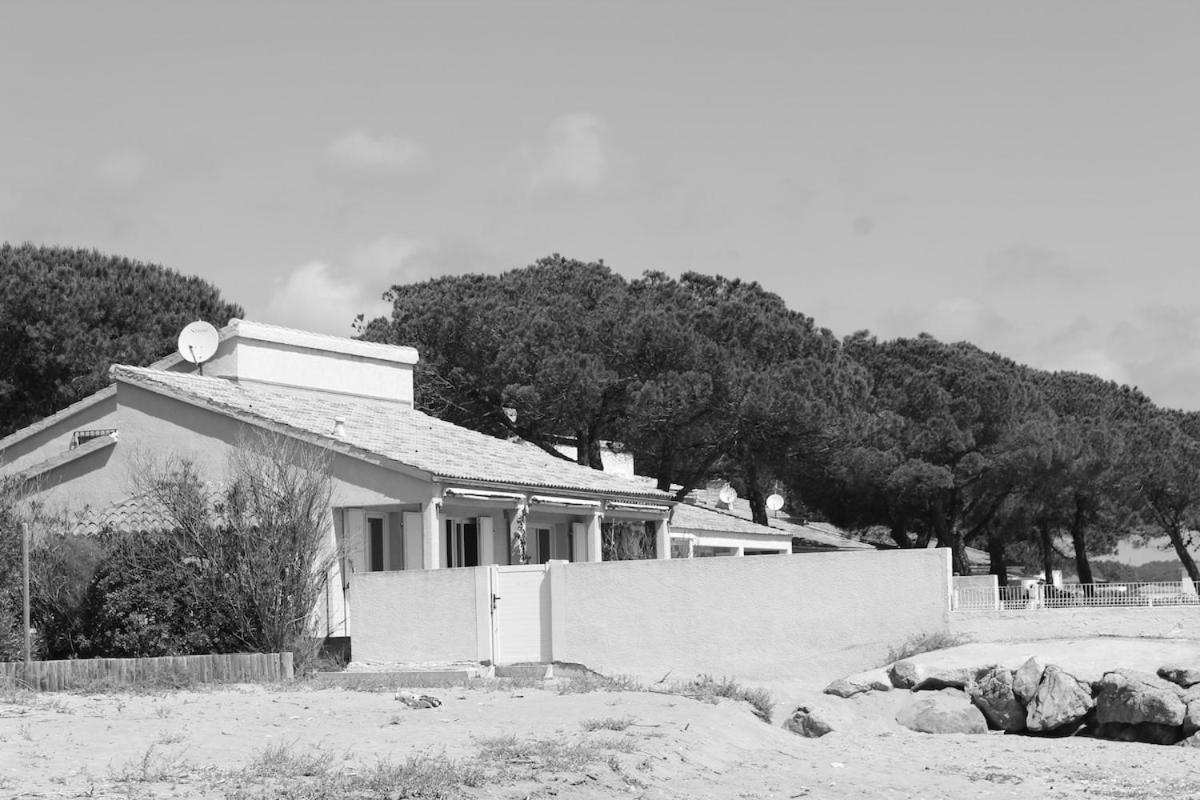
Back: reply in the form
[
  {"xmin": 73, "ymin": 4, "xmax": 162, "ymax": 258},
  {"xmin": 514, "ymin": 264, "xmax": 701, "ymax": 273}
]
[{"xmin": 4, "ymin": 2, "xmax": 1200, "ymax": 408}]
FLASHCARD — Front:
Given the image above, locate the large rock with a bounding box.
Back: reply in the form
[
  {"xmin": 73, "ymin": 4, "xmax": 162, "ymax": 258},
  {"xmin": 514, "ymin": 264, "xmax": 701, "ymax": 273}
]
[
  {"xmin": 896, "ymin": 689, "xmax": 988, "ymax": 735},
  {"xmin": 968, "ymin": 666, "xmax": 1025, "ymax": 732},
  {"xmin": 1179, "ymin": 732, "xmax": 1200, "ymax": 748},
  {"xmin": 1185, "ymin": 686, "xmax": 1200, "ymax": 736},
  {"xmin": 889, "ymin": 660, "xmax": 989, "ymax": 691},
  {"xmin": 1157, "ymin": 664, "xmax": 1200, "ymax": 689},
  {"xmin": 1011, "ymin": 657, "xmax": 1045, "ymax": 706},
  {"xmin": 784, "ymin": 705, "xmax": 835, "ymax": 738},
  {"xmin": 823, "ymin": 674, "xmax": 889, "ymax": 698},
  {"xmin": 1026, "ymin": 665, "xmax": 1094, "ymax": 733},
  {"xmin": 1094, "ymin": 721, "xmax": 1182, "ymax": 746},
  {"xmin": 1095, "ymin": 669, "xmax": 1186, "ymax": 728}
]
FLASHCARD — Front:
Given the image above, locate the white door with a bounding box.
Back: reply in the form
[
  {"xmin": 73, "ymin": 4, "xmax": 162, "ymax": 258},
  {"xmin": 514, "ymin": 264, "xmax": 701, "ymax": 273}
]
[{"xmin": 491, "ymin": 564, "xmax": 551, "ymax": 663}]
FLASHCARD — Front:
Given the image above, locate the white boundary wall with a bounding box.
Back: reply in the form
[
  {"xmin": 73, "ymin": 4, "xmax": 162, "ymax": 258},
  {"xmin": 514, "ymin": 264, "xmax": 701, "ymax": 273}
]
[
  {"xmin": 949, "ymin": 606, "xmax": 1200, "ymax": 642},
  {"xmin": 353, "ymin": 548, "xmax": 952, "ymax": 681}
]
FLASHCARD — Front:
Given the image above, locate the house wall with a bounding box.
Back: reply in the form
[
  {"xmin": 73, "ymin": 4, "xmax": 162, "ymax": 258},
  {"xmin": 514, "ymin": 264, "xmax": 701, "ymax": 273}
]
[
  {"xmin": 351, "ymin": 548, "xmax": 951, "ymax": 682},
  {"xmin": 353, "ymin": 567, "xmax": 489, "ymax": 663},
  {"xmin": 0, "ymin": 391, "xmax": 120, "ymax": 476},
  {"xmin": 949, "ymin": 606, "xmax": 1200, "ymax": 641},
  {"xmin": 22, "ymin": 383, "xmax": 431, "ymax": 516}
]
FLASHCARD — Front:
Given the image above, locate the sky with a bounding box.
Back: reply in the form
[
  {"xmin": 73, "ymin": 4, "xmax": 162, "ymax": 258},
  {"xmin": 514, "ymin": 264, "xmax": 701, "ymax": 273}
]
[{"xmin": 4, "ymin": 2, "xmax": 1200, "ymax": 409}]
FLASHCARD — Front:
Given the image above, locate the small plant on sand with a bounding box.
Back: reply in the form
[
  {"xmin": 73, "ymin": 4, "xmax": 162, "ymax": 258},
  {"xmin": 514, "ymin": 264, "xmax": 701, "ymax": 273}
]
[
  {"xmin": 224, "ymin": 745, "xmax": 483, "ymax": 800},
  {"xmin": 555, "ymin": 671, "xmax": 643, "ymax": 695},
  {"xmin": 477, "ymin": 734, "xmax": 633, "ymax": 774},
  {"xmin": 884, "ymin": 631, "xmax": 972, "ymax": 664},
  {"xmin": 670, "ymin": 675, "xmax": 774, "ymax": 723},
  {"xmin": 110, "ymin": 744, "xmax": 195, "ymax": 784},
  {"xmin": 242, "ymin": 741, "xmax": 334, "ymax": 779},
  {"xmin": 581, "ymin": 716, "xmax": 635, "ymax": 732}
]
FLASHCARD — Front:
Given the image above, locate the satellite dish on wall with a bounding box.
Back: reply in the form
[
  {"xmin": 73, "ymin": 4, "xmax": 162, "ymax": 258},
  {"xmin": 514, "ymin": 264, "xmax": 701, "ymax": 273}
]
[
  {"xmin": 766, "ymin": 494, "xmax": 785, "ymax": 512},
  {"xmin": 717, "ymin": 485, "xmax": 737, "ymax": 505},
  {"xmin": 177, "ymin": 321, "xmax": 219, "ymax": 374}
]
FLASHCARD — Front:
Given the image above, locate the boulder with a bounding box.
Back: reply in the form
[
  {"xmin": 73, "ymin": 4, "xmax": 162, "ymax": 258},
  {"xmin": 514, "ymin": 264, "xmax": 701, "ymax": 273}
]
[
  {"xmin": 1179, "ymin": 732, "xmax": 1200, "ymax": 748},
  {"xmin": 895, "ymin": 689, "xmax": 988, "ymax": 735},
  {"xmin": 1095, "ymin": 721, "xmax": 1182, "ymax": 746},
  {"xmin": 1157, "ymin": 664, "xmax": 1200, "ymax": 689},
  {"xmin": 1184, "ymin": 686, "xmax": 1200, "ymax": 736},
  {"xmin": 823, "ymin": 678, "xmax": 870, "ymax": 698},
  {"xmin": 968, "ymin": 666, "xmax": 1025, "ymax": 732},
  {"xmin": 784, "ymin": 705, "xmax": 834, "ymax": 738},
  {"xmin": 1026, "ymin": 665, "xmax": 1094, "ymax": 733},
  {"xmin": 1095, "ymin": 669, "xmax": 1186, "ymax": 728},
  {"xmin": 888, "ymin": 660, "xmax": 989, "ymax": 691},
  {"xmin": 1011, "ymin": 657, "xmax": 1045, "ymax": 706}
]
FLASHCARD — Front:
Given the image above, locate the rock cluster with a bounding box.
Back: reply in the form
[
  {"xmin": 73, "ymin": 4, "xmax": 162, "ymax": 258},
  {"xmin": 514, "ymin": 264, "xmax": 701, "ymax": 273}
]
[{"xmin": 787, "ymin": 657, "xmax": 1200, "ymax": 746}]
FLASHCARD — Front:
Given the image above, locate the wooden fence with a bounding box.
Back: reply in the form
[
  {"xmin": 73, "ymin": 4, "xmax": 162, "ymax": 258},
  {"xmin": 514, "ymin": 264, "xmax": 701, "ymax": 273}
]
[{"xmin": 0, "ymin": 652, "xmax": 294, "ymax": 691}]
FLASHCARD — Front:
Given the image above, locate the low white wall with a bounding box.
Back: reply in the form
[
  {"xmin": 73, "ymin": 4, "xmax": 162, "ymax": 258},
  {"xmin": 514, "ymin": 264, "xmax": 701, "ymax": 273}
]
[
  {"xmin": 950, "ymin": 605, "xmax": 1200, "ymax": 642},
  {"xmin": 348, "ymin": 549, "xmax": 952, "ymax": 682},
  {"xmin": 352, "ymin": 568, "xmax": 488, "ymax": 663},
  {"xmin": 553, "ymin": 548, "xmax": 951, "ymax": 682}
]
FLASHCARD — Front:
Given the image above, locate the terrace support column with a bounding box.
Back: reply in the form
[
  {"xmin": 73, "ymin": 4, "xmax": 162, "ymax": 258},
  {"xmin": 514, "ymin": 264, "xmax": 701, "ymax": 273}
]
[
  {"xmin": 509, "ymin": 499, "xmax": 530, "ymax": 565},
  {"xmin": 656, "ymin": 518, "xmax": 671, "ymax": 560},
  {"xmin": 423, "ymin": 497, "xmax": 442, "ymax": 570},
  {"xmin": 587, "ymin": 510, "xmax": 603, "ymax": 562}
]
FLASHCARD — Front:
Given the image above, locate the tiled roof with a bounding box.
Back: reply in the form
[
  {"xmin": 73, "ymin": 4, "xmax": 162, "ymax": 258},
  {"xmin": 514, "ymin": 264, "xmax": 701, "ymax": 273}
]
[
  {"xmin": 681, "ymin": 486, "xmax": 873, "ymax": 550},
  {"xmin": 10, "ymin": 432, "xmax": 117, "ymax": 483},
  {"xmin": 111, "ymin": 366, "xmax": 670, "ymax": 499},
  {"xmin": 670, "ymin": 502, "xmax": 791, "ymax": 538},
  {"xmin": 73, "ymin": 492, "xmax": 173, "ymax": 536}
]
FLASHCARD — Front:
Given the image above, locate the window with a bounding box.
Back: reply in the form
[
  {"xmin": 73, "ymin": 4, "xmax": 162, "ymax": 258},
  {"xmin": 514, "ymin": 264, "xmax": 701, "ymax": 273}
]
[
  {"xmin": 367, "ymin": 515, "xmax": 386, "ymax": 571},
  {"xmin": 445, "ymin": 519, "xmax": 480, "ymax": 568},
  {"xmin": 535, "ymin": 527, "xmax": 552, "ymax": 564}
]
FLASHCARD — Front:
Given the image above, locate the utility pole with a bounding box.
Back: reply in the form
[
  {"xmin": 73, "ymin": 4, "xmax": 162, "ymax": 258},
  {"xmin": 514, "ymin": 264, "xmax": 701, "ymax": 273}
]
[{"xmin": 21, "ymin": 520, "xmax": 31, "ymax": 673}]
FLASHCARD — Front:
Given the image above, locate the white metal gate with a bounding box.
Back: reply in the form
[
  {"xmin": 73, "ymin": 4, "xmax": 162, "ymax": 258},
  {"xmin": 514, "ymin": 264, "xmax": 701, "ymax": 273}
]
[{"xmin": 490, "ymin": 564, "xmax": 551, "ymax": 664}]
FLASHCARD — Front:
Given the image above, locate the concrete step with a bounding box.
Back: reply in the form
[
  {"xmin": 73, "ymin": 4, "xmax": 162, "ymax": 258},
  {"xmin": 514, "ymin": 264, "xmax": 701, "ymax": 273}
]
[{"xmin": 310, "ymin": 666, "xmax": 488, "ymax": 689}]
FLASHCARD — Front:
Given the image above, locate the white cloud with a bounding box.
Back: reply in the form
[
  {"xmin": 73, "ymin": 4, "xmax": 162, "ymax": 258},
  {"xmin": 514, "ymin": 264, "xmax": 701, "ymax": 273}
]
[
  {"xmin": 349, "ymin": 236, "xmax": 427, "ymax": 282},
  {"xmin": 984, "ymin": 244, "xmax": 1081, "ymax": 286},
  {"xmin": 262, "ymin": 237, "xmax": 433, "ymax": 335},
  {"xmin": 913, "ymin": 296, "xmax": 1013, "ymax": 345},
  {"xmin": 262, "ymin": 261, "xmax": 375, "ymax": 335},
  {"xmin": 328, "ymin": 130, "xmax": 421, "ymax": 171},
  {"xmin": 530, "ymin": 113, "xmax": 607, "ymax": 190},
  {"xmin": 95, "ymin": 148, "xmax": 147, "ymax": 187},
  {"xmin": 1041, "ymin": 348, "xmax": 1131, "ymax": 385}
]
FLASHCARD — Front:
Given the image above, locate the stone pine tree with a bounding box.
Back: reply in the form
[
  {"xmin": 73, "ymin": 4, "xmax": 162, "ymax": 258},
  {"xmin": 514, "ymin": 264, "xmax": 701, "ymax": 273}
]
[{"xmin": 0, "ymin": 243, "xmax": 243, "ymax": 437}]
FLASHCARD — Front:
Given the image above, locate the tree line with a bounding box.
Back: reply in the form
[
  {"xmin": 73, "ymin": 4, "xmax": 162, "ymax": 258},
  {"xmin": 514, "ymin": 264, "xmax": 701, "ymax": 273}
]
[{"xmin": 359, "ymin": 255, "xmax": 1200, "ymax": 583}]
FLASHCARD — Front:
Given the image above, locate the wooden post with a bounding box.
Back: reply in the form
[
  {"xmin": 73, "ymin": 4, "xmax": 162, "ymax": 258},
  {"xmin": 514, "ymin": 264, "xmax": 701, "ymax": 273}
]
[{"xmin": 21, "ymin": 521, "xmax": 31, "ymax": 682}]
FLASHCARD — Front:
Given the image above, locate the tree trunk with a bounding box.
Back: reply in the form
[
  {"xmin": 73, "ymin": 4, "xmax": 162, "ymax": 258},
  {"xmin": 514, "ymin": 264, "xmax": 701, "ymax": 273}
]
[
  {"xmin": 1069, "ymin": 500, "xmax": 1094, "ymax": 590},
  {"xmin": 889, "ymin": 519, "xmax": 913, "ymax": 548},
  {"xmin": 987, "ymin": 530, "xmax": 1008, "ymax": 587},
  {"xmin": 1166, "ymin": 525, "xmax": 1200, "ymax": 582},
  {"xmin": 1037, "ymin": 519, "xmax": 1055, "ymax": 585},
  {"xmin": 930, "ymin": 504, "xmax": 968, "ymax": 575},
  {"xmin": 744, "ymin": 457, "xmax": 767, "ymax": 526},
  {"xmin": 951, "ymin": 531, "xmax": 970, "ymax": 577},
  {"xmin": 655, "ymin": 435, "xmax": 675, "ymax": 492},
  {"xmin": 576, "ymin": 423, "xmax": 604, "ymax": 470}
]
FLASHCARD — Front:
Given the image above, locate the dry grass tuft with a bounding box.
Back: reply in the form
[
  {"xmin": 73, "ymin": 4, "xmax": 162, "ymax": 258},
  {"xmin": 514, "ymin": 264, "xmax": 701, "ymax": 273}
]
[{"xmin": 884, "ymin": 631, "xmax": 972, "ymax": 664}]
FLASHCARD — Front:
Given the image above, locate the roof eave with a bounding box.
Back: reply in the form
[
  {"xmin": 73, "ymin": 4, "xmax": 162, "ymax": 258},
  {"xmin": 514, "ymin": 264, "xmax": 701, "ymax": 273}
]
[
  {"xmin": 113, "ymin": 370, "xmax": 435, "ymax": 483},
  {"xmin": 0, "ymin": 385, "xmax": 118, "ymax": 454}
]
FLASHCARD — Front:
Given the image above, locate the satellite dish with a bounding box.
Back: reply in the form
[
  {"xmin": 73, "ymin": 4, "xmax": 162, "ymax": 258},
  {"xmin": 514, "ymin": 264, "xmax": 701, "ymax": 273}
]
[
  {"xmin": 717, "ymin": 485, "xmax": 737, "ymax": 505},
  {"xmin": 177, "ymin": 321, "xmax": 219, "ymax": 372},
  {"xmin": 766, "ymin": 494, "xmax": 785, "ymax": 512}
]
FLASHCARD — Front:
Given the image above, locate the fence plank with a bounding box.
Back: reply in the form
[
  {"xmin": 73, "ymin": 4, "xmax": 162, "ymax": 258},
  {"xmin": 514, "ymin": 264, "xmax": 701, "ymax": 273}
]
[{"xmin": 0, "ymin": 652, "xmax": 293, "ymax": 692}]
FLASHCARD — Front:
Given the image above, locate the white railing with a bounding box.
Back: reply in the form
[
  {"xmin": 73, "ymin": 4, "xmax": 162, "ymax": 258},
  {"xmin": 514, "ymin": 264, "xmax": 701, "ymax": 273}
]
[{"xmin": 951, "ymin": 579, "xmax": 1200, "ymax": 612}]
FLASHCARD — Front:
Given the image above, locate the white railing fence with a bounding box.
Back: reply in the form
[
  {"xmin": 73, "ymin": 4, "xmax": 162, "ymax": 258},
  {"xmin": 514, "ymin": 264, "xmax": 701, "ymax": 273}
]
[{"xmin": 951, "ymin": 577, "xmax": 1200, "ymax": 612}]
